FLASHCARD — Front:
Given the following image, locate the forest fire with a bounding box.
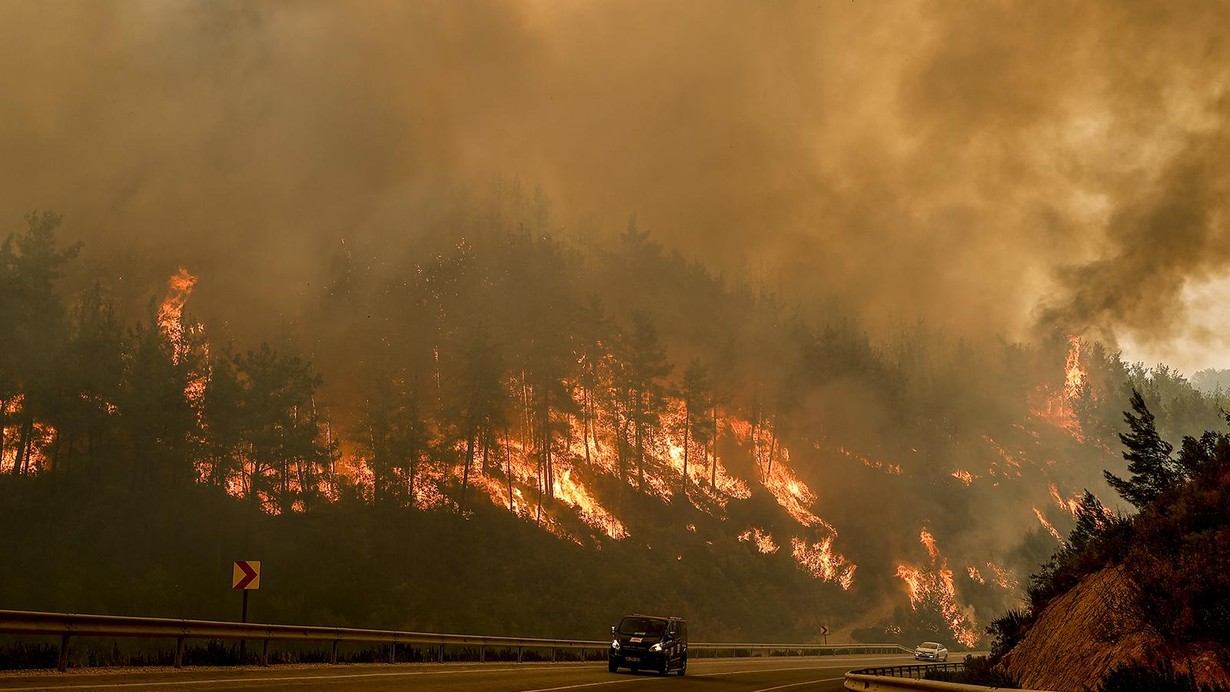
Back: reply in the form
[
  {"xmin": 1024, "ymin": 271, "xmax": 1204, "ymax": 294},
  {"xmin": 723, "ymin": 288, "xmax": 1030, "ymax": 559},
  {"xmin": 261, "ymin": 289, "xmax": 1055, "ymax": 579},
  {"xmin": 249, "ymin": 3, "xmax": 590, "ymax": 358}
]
[
  {"xmin": 983, "ymin": 436, "xmax": 1023, "ymax": 478},
  {"xmin": 1033, "ymin": 507, "xmax": 1065, "ymax": 544},
  {"xmin": 739, "ymin": 527, "xmax": 780, "ymax": 554},
  {"xmin": 839, "ymin": 447, "xmax": 904, "ymax": 475},
  {"xmin": 1031, "ymin": 336, "xmax": 1089, "ymax": 442},
  {"xmin": 791, "ymin": 537, "xmax": 856, "ymax": 590},
  {"xmin": 0, "ymin": 395, "xmax": 56, "ymax": 475},
  {"xmin": 157, "ymin": 267, "xmax": 198, "ymax": 364},
  {"xmin": 966, "ymin": 561, "xmax": 1018, "ymax": 590},
  {"xmin": 895, "ymin": 528, "xmax": 980, "ymax": 647},
  {"xmin": 1049, "ymin": 482, "xmax": 1082, "ymax": 517},
  {"xmin": 157, "ymin": 267, "xmax": 208, "ymax": 412}
]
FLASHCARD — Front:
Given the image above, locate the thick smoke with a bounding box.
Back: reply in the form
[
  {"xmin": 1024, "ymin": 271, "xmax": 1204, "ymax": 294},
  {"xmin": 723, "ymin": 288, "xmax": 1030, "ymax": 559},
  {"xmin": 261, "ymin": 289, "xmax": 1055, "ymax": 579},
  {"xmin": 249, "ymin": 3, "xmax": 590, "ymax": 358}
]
[{"xmin": 0, "ymin": 0, "xmax": 1227, "ymax": 356}]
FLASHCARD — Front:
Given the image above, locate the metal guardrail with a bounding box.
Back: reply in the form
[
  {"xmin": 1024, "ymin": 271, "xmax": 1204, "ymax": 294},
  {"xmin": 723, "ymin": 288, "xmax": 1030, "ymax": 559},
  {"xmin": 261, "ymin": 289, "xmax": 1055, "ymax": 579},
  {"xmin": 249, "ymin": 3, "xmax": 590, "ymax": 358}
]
[
  {"xmin": 0, "ymin": 609, "xmax": 913, "ymax": 673},
  {"xmin": 845, "ymin": 662, "xmax": 1046, "ymax": 691},
  {"xmin": 853, "ymin": 663, "xmax": 968, "ymax": 679}
]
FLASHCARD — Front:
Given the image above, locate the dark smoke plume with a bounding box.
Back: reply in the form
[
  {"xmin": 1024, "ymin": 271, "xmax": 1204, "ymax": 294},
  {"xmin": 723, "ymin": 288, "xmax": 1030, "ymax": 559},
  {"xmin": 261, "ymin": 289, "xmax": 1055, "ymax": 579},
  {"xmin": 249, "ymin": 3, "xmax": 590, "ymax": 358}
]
[{"xmin": 0, "ymin": 0, "xmax": 1227, "ymax": 359}]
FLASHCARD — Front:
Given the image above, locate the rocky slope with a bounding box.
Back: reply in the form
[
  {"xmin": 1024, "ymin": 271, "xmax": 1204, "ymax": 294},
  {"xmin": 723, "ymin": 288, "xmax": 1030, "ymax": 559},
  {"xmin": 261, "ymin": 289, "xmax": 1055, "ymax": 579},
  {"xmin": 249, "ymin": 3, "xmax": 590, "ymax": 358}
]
[{"xmin": 999, "ymin": 567, "xmax": 1230, "ymax": 691}]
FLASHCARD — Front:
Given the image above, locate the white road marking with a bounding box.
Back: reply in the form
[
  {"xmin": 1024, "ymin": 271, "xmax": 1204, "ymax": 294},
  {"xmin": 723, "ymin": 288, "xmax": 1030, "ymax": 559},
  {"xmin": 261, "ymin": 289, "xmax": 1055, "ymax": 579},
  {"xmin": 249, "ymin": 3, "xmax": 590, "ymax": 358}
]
[
  {"xmin": 518, "ymin": 679, "xmax": 664, "ymax": 691},
  {"xmin": 751, "ymin": 677, "xmax": 844, "ymax": 691}
]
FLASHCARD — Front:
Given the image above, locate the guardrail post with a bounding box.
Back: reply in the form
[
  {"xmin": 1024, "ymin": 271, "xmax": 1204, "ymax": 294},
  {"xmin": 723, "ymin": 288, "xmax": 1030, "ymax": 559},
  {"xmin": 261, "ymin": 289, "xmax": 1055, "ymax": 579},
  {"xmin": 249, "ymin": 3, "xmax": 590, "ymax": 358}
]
[
  {"xmin": 57, "ymin": 634, "xmax": 70, "ymax": 672},
  {"xmin": 389, "ymin": 642, "xmax": 396, "ymax": 664},
  {"xmin": 261, "ymin": 639, "xmax": 269, "ymax": 667},
  {"xmin": 551, "ymin": 647, "xmax": 557, "ymax": 662},
  {"xmin": 330, "ymin": 640, "xmax": 338, "ymax": 665},
  {"xmin": 517, "ymin": 646, "xmax": 523, "ymax": 662},
  {"xmin": 479, "ymin": 645, "xmax": 485, "ymax": 662},
  {"xmin": 174, "ymin": 636, "xmax": 185, "ymax": 668},
  {"xmin": 437, "ymin": 643, "xmax": 444, "ymax": 663}
]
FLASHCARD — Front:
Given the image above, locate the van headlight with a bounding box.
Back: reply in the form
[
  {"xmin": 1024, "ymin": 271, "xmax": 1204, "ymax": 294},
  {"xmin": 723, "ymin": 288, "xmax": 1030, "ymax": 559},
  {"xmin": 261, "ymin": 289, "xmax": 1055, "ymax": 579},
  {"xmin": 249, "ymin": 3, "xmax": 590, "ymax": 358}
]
[
  {"xmin": 650, "ymin": 642, "xmax": 663, "ymax": 652},
  {"xmin": 611, "ymin": 639, "xmax": 620, "ymax": 650}
]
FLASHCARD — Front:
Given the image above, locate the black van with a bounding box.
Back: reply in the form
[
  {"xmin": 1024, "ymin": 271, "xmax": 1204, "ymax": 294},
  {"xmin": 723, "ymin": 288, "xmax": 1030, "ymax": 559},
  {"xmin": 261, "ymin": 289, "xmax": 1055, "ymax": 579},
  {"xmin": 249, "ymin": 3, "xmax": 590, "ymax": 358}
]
[{"xmin": 608, "ymin": 614, "xmax": 688, "ymax": 676}]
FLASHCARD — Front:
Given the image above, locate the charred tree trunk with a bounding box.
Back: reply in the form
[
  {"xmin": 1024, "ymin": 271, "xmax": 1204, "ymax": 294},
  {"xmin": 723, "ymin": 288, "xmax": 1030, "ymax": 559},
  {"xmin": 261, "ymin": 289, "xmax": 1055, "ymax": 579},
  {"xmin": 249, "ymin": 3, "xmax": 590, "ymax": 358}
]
[
  {"xmin": 766, "ymin": 416, "xmax": 778, "ymax": 479},
  {"xmin": 408, "ymin": 451, "xmax": 418, "ymax": 510},
  {"xmin": 460, "ymin": 429, "xmax": 476, "ymax": 515},
  {"xmin": 616, "ymin": 396, "xmax": 630, "ymax": 485},
  {"xmin": 505, "ymin": 431, "xmax": 515, "ymax": 513},
  {"xmin": 711, "ymin": 401, "xmax": 719, "ymax": 489},
  {"xmin": 634, "ymin": 387, "xmax": 646, "ymax": 491},
  {"xmin": 540, "ymin": 392, "xmax": 554, "ymax": 506},
  {"xmin": 13, "ymin": 415, "xmax": 33, "ymax": 475},
  {"xmin": 0, "ymin": 399, "xmax": 7, "ymax": 473},
  {"xmin": 682, "ymin": 400, "xmax": 690, "ymax": 496},
  {"xmin": 582, "ymin": 388, "xmax": 593, "ymax": 466},
  {"xmin": 481, "ymin": 428, "xmax": 492, "ymax": 476}
]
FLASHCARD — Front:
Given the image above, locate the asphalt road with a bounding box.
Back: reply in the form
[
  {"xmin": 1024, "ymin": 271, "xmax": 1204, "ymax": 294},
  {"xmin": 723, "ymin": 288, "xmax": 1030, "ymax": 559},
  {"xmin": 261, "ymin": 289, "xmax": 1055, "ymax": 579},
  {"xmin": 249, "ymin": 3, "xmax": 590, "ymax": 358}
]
[{"xmin": 0, "ymin": 653, "xmax": 915, "ymax": 691}]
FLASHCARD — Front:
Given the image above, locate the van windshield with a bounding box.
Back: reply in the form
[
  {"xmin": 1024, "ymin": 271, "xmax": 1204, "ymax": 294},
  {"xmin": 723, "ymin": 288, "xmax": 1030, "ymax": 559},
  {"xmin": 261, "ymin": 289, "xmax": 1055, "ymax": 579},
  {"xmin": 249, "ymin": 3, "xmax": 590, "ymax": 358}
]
[{"xmin": 617, "ymin": 617, "xmax": 667, "ymax": 637}]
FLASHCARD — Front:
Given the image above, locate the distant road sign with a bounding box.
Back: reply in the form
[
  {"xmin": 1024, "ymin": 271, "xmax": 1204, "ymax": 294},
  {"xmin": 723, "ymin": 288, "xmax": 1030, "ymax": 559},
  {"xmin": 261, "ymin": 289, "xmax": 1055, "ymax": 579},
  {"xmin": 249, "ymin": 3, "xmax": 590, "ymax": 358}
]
[
  {"xmin": 821, "ymin": 625, "xmax": 829, "ymax": 635},
  {"xmin": 232, "ymin": 561, "xmax": 261, "ymax": 590}
]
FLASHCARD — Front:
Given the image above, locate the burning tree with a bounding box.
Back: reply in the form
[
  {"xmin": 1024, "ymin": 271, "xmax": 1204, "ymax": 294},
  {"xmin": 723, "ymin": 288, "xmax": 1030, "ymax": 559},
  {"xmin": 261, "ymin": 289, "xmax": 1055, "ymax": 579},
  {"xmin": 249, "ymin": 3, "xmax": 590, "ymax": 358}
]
[{"xmin": 0, "ymin": 212, "xmax": 80, "ymax": 475}]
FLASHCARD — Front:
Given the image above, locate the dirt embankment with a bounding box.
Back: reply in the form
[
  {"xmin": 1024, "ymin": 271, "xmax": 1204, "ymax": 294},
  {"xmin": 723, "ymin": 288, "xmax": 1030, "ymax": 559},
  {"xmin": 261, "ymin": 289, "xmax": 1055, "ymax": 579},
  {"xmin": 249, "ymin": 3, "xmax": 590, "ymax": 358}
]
[{"xmin": 999, "ymin": 567, "xmax": 1230, "ymax": 691}]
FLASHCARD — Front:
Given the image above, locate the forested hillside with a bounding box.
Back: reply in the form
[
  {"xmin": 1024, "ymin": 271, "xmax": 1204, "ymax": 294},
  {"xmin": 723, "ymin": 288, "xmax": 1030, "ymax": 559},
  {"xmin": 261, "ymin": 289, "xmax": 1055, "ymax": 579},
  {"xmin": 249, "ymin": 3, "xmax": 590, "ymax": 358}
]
[{"xmin": 2, "ymin": 195, "xmax": 1227, "ymax": 646}]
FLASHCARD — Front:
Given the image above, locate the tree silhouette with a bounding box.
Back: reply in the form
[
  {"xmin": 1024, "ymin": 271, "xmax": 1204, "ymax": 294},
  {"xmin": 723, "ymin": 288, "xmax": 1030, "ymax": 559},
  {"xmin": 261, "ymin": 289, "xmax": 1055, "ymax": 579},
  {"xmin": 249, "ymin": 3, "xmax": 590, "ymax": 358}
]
[{"xmin": 1104, "ymin": 389, "xmax": 1181, "ymax": 509}]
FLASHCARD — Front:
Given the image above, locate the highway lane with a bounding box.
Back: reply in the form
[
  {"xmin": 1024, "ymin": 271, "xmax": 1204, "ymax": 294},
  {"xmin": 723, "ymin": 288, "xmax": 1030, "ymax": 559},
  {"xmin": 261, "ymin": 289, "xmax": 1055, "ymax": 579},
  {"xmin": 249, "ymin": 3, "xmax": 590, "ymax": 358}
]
[{"xmin": 0, "ymin": 653, "xmax": 915, "ymax": 691}]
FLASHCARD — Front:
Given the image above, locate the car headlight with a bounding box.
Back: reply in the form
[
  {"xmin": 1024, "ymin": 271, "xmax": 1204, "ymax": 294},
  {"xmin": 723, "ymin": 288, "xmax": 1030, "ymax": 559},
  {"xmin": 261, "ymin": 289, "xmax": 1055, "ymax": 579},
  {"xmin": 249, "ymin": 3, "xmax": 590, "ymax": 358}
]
[
  {"xmin": 611, "ymin": 639, "xmax": 620, "ymax": 650},
  {"xmin": 650, "ymin": 642, "xmax": 663, "ymax": 652}
]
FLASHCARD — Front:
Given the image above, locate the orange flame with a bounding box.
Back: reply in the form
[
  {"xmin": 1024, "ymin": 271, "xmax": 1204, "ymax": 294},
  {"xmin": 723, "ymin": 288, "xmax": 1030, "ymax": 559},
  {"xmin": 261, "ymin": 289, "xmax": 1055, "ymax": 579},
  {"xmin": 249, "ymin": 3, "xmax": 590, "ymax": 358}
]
[
  {"xmin": 0, "ymin": 395, "xmax": 56, "ymax": 475},
  {"xmin": 157, "ymin": 267, "xmax": 198, "ymax": 364},
  {"xmin": 1033, "ymin": 506, "xmax": 1065, "ymax": 544},
  {"xmin": 984, "ymin": 560, "xmax": 1018, "ymax": 590},
  {"xmin": 739, "ymin": 527, "xmax": 780, "ymax": 554},
  {"xmin": 1048, "ymin": 482, "xmax": 1081, "ymax": 517},
  {"xmin": 792, "ymin": 536, "xmax": 857, "ymax": 590},
  {"xmin": 895, "ymin": 528, "xmax": 980, "ymax": 647},
  {"xmin": 1030, "ymin": 335, "xmax": 1088, "ymax": 442},
  {"xmin": 838, "ymin": 447, "xmax": 903, "ymax": 475}
]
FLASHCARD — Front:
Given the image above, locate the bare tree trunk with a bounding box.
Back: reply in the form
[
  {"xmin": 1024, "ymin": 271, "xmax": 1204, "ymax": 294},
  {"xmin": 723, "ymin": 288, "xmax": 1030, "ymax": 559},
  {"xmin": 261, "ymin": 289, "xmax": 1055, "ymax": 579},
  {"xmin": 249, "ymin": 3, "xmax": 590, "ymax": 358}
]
[
  {"xmin": 505, "ymin": 430, "xmax": 515, "ymax": 512},
  {"xmin": 635, "ymin": 388, "xmax": 645, "ymax": 491},
  {"xmin": 460, "ymin": 430, "xmax": 476, "ymax": 514},
  {"xmin": 541, "ymin": 393, "xmax": 554, "ymax": 505},
  {"xmin": 408, "ymin": 450, "xmax": 418, "ymax": 510},
  {"xmin": 481, "ymin": 428, "xmax": 491, "ymax": 476},
  {"xmin": 682, "ymin": 400, "xmax": 690, "ymax": 496},
  {"xmin": 766, "ymin": 416, "xmax": 777, "ymax": 480},
  {"xmin": 583, "ymin": 389, "xmax": 593, "ymax": 466},
  {"xmin": 0, "ymin": 399, "xmax": 7, "ymax": 473},
  {"xmin": 14, "ymin": 416, "xmax": 33, "ymax": 475},
  {"xmin": 711, "ymin": 402, "xmax": 719, "ymax": 489}
]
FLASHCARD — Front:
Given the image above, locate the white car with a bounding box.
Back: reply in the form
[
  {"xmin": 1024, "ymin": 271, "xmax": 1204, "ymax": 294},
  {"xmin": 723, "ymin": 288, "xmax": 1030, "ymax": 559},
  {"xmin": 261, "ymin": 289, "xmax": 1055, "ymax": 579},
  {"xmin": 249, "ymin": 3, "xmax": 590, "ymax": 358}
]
[{"xmin": 913, "ymin": 641, "xmax": 948, "ymax": 661}]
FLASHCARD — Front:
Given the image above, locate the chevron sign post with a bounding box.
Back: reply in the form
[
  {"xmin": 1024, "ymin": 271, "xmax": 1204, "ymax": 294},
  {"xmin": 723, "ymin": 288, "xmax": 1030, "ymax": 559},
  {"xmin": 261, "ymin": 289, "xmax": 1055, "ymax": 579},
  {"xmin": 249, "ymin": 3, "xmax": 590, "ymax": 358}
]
[
  {"xmin": 232, "ymin": 560, "xmax": 261, "ymax": 634},
  {"xmin": 233, "ymin": 561, "xmax": 261, "ymax": 590}
]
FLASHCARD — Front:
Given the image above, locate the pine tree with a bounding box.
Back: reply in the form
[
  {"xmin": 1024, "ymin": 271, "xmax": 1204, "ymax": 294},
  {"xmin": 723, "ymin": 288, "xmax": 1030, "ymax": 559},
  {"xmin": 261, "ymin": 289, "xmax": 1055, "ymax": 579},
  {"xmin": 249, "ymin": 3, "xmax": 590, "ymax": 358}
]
[{"xmin": 1103, "ymin": 389, "xmax": 1181, "ymax": 509}]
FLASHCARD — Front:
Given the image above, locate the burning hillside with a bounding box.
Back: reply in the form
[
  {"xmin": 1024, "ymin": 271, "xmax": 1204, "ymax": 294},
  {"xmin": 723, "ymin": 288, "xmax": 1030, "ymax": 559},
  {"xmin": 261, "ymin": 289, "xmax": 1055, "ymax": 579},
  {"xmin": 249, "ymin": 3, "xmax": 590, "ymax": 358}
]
[{"xmin": 6, "ymin": 214, "xmax": 1193, "ymax": 647}]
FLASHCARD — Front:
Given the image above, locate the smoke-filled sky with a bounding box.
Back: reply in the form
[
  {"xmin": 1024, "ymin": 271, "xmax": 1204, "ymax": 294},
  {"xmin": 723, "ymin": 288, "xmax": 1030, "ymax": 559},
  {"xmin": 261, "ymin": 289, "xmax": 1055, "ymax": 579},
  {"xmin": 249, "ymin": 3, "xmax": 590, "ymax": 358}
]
[{"xmin": 2, "ymin": 0, "xmax": 1228, "ymax": 372}]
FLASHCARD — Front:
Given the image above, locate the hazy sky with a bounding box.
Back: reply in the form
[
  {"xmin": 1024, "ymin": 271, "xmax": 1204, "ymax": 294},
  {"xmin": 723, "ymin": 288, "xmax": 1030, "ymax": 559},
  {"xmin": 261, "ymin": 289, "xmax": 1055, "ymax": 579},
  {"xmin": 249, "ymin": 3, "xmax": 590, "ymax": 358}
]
[{"xmin": 2, "ymin": 0, "xmax": 1228, "ymax": 372}]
